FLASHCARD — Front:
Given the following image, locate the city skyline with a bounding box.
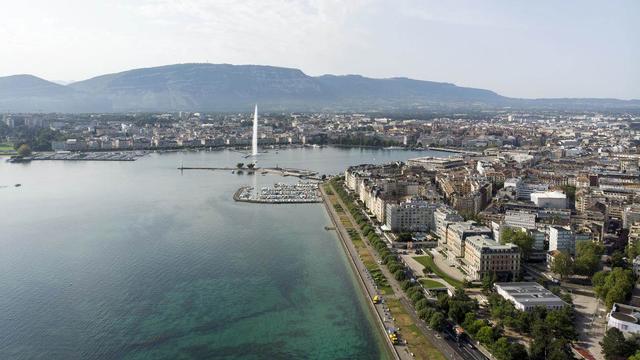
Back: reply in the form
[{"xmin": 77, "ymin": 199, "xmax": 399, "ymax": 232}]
[{"xmin": 1, "ymin": 0, "xmax": 638, "ymax": 99}]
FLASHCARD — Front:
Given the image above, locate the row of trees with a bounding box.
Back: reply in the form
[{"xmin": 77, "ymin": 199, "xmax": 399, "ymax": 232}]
[
  {"xmin": 330, "ymin": 178, "xmax": 450, "ymax": 331},
  {"xmin": 331, "ymin": 177, "xmax": 537, "ymax": 360},
  {"xmin": 328, "ymin": 134, "xmax": 404, "ymax": 148}
]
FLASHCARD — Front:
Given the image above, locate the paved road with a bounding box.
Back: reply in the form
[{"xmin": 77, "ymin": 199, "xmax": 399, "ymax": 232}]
[
  {"xmin": 330, "ymin": 183, "xmax": 487, "ymax": 360},
  {"xmin": 430, "ymin": 247, "xmax": 466, "ymax": 282}
]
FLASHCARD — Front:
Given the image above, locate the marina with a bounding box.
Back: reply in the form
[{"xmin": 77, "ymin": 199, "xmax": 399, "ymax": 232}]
[
  {"xmin": 28, "ymin": 151, "xmax": 147, "ymax": 161},
  {"xmin": 234, "ymin": 182, "xmax": 322, "ymax": 204}
]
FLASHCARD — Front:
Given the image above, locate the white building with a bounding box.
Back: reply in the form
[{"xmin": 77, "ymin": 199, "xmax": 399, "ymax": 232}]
[
  {"xmin": 386, "ymin": 199, "xmax": 437, "ymax": 233},
  {"xmin": 531, "ymin": 191, "xmax": 567, "ymax": 209},
  {"xmin": 433, "ymin": 206, "xmax": 464, "ymax": 243},
  {"xmin": 504, "ymin": 211, "xmax": 536, "ymax": 229},
  {"xmin": 494, "ymin": 282, "xmax": 568, "ymax": 312},
  {"xmin": 549, "ymin": 226, "xmax": 575, "ymax": 255},
  {"xmin": 608, "ymin": 303, "xmax": 640, "ymax": 335}
]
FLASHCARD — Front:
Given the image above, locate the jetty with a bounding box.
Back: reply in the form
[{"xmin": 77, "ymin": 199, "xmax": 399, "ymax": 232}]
[{"xmin": 180, "ymin": 165, "xmax": 321, "ymax": 179}]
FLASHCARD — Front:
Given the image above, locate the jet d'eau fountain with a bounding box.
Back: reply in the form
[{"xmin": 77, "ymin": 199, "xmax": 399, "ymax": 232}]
[{"xmin": 252, "ymin": 104, "xmax": 258, "ymax": 157}]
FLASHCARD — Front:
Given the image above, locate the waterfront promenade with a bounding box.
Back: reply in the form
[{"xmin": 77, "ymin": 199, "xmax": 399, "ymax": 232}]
[
  {"xmin": 322, "ymin": 183, "xmax": 470, "ymax": 360},
  {"xmin": 320, "ymin": 184, "xmax": 404, "ymax": 360},
  {"xmin": 324, "ymin": 181, "xmax": 483, "ymax": 360}
]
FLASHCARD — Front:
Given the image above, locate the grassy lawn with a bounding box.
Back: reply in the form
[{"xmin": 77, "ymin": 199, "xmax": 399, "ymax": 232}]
[
  {"xmin": 413, "ymin": 255, "xmax": 464, "ymax": 289},
  {"xmin": 419, "ymin": 278, "xmax": 447, "ymax": 289},
  {"xmin": 387, "ymin": 299, "xmax": 447, "ymax": 360}
]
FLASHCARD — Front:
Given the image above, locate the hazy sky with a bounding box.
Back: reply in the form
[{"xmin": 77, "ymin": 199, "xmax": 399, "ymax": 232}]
[{"xmin": 1, "ymin": 0, "xmax": 638, "ymax": 99}]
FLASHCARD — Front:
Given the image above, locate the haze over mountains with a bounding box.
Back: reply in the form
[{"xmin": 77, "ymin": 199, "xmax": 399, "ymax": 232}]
[{"xmin": 0, "ymin": 63, "xmax": 637, "ymax": 113}]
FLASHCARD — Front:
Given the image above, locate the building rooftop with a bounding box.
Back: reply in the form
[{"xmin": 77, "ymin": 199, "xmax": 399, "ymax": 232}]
[
  {"xmin": 466, "ymin": 235, "xmax": 519, "ymax": 251},
  {"xmin": 494, "ymin": 282, "xmax": 567, "ymax": 307},
  {"xmin": 449, "ymin": 221, "xmax": 491, "ymax": 235},
  {"xmin": 531, "ymin": 191, "xmax": 566, "ymax": 199},
  {"xmin": 610, "ymin": 303, "xmax": 640, "ymax": 324}
]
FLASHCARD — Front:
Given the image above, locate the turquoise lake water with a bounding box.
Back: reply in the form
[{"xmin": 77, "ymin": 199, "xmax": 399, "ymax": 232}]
[{"xmin": 0, "ymin": 147, "xmax": 452, "ymax": 359}]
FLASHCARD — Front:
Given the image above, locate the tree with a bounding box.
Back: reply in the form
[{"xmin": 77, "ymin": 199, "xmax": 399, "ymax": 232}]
[
  {"xmin": 418, "ymin": 307, "xmax": 435, "ymax": 321},
  {"xmin": 436, "ymin": 293, "xmax": 450, "ymax": 313},
  {"xmin": 17, "ymin": 143, "xmax": 32, "ymax": 157},
  {"xmin": 547, "ymin": 339, "xmax": 574, "ymax": 360},
  {"xmin": 550, "ymin": 251, "xmax": 574, "ymax": 279},
  {"xmin": 601, "ymin": 328, "xmax": 635, "ymax": 360},
  {"xmin": 610, "ymin": 251, "xmax": 626, "ymax": 268},
  {"xmin": 482, "ymin": 272, "xmax": 497, "ymax": 291},
  {"xmin": 236, "ymin": 162, "xmax": 244, "ymax": 168},
  {"xmin": 393, "ymin": 269, "xmax": 406, "ymax": 281},
  {"xmin": 501, "ymin": 227, "xmax": 534, "ymax": 260},
  {"xmin": 397, "ymin": 232, "xmax": 413, "ymax": 242},
  {"xmin": 415, "ymin": 298, "xmax": 430, "ymax": 312},
  {"xmin": 247, "ymin": 163, "xmax": 255, "ymax": 169},
  {"xmin": 492, "ymin": 337, "xmax": 513, "ymax": 360},
  {"xmin": 574, "ymin": 241, "xmax": 605, "ymax": 276},
  {"xmin": 562, "ymin": 185, "xmax": 576, "ymax": 204},
  {"xmin": 629, "ymin": 350, "xmax": 640, "ymax": 360},
  {"xmin": 448, "ymin": 290, "xmax": 477, "ymax": 324},
  {"xmin": 429, "ymin": 312, "xmax": 445, "ymax": 331},
  {"xmin": 546, "ymin": 307, "xmax": 577, "ymax": 340},
  {"xmin": 593, "ymin": 268, "xmax": 636, "ymax": 310},
  {"xmin": 510, "ymin": 343, "xmax": 529, "ymax": 360},
  {"xmin": 476, "ymin": 325, "xmax": 496, "ymax": 345},
  {"xmin": 410, "ymin": 291, "xmax": 424, "ymax": 304}
]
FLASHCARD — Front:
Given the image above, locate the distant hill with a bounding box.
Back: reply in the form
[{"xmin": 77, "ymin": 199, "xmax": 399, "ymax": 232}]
[
  {"xmin": 0, "ymin": 63, "xmax": 637, "ymax": 112},
  {"xmin": 0, "ymin": 74, "xmax": 108, "ymax": 112}
]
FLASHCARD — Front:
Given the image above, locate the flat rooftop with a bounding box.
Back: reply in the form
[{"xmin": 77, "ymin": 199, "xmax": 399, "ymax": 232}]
[{"xmin": 494, "ymin": 282, "xmax": 567, "ymax": 307}]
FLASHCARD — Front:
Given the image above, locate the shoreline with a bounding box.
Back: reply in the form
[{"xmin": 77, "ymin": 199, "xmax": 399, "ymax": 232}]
[{"xmin": 319, "ymin": 184, "xmax": 402, "ymax": 360}]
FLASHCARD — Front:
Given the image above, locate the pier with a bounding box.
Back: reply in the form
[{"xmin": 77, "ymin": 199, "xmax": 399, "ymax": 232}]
[{"xmin": 179, "ymin": 165, "xmax": 321, "ymax": 179}]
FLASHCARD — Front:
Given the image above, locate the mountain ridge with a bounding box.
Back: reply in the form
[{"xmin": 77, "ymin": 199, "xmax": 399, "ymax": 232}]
[{"xmin": 0, "ymin": 63, "xmax": 637, "ymax": 113}]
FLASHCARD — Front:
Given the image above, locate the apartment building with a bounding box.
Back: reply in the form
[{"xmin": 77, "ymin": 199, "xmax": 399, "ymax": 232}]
[
  {"xmin": 446, "ymin": 221, "xmax": 493, "ymax": 258},
  {"xmin": 385, "ymin": 199, "xmax": 437, "ymax": 233},
  {"xmin": 549, "ymin": 226, "xmax": 575, "ymax": 255},
  {"xmin": 464, "ymin": 236, "xmax": 521, "ymax": 281},
  {"xmin": 433, "ymin": 206, "xmax": 464, "ymax": 244}
]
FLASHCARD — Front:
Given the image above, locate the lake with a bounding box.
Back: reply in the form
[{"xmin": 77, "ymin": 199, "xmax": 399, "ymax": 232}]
[{"xmin": 0, "ymin": 147, "xmax": 452, "ymax": 359}]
